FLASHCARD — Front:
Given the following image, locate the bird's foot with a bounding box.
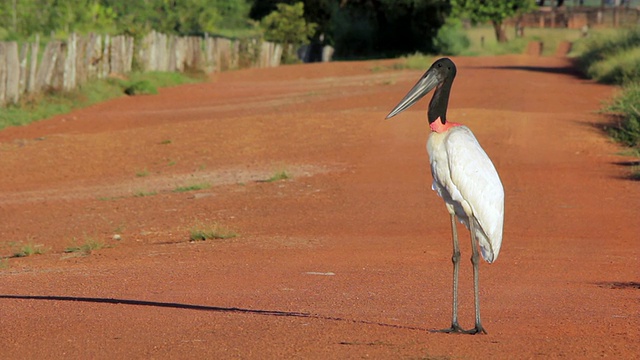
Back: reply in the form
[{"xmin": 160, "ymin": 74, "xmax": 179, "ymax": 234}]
[
  {"xmin": 435, "ymin": 323, "xmax": 466, "ymax": 334},
  {"xmin": 434, "ymin": 323, "xmax": 487, "ymax": 335},
  {"xmin": 462, "ymin": 324, "xmax": 487, "ymax": 335}
]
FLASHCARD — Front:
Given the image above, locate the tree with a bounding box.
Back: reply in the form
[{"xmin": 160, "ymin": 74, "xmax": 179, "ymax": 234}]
[
  {"xmin": 0, "ymin": 0, "xmax": 257, "ymax": 40},
  {"xmin": 322, "ymin": 0, "xmax": 450, "ymax": 58},
  {"xmin": 261, "ymin": 2, "xmax": 317, "ymax": 63},
  {"xmin": 452, "ymin": 0, "xmax": 536, "ymax": 43}
]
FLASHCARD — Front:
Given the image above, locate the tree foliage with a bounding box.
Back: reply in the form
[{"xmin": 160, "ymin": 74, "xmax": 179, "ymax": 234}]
[
  {"xmin": 0, "ymin": 0, "xmax": 254, "ymax": 39},
  {"xmin": 330, "ymin": 0, "xmax": 451, "ymax": 58},
  {"xmin": 262, "ymin": 2, "xmax": 317, "ymax": 46},
  {"xmin": 433, "ymin": 18, "xmax": 470, "ymax": 56},
  {"xmin": 452, "ymin": 0, "xmax": 536, "ymax": 42},
  {"xmin": 249, "ymin": 0, "xmax": 451, "ymax": 58},
  {"xmin": 261, "ymin": 2, "xmax": 317, "ymax": 63},
  {"xmin": 1, "ymin": 0, "xmax": 454, "ymax": 59}
]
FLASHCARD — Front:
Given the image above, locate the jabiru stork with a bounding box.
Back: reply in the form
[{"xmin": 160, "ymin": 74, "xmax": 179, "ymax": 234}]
[{"xmin": 386, "ymin": 57, "xmax": 504, "ymax": 334}]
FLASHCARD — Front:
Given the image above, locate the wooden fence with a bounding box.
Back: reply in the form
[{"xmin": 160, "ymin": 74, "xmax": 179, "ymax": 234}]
[
  {"xmin": 517, "ymin": 6, "xmax": 640, "ymax": 29},
  {"xmin": 0, "ymin": 31, "xmax": 282, "ymax": 106}
]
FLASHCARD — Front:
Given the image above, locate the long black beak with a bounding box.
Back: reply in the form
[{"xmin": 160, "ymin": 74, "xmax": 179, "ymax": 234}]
[{"xmin": 385, "ymin": 68, "xmax": 441, "ymax": 119}]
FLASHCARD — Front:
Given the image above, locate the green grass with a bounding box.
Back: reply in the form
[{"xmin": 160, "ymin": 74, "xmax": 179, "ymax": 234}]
[
  {"xmin": 463, "ymin": 26, "xmax": 582, "ymax": 56},
  {"xmin": 266, "ymin": 170, "xmax": 291, "ymax": 182},
  {"xmin": 574, "ymin": 26, "xmax": 640, "ymax": 84},
  {"xmin": 135, "ymin": 168, "xmax": 150, "ymax": 177},
  {"xmin": 400, "ymin": 53, "xmax": 434, "ymax": 70},
  {"xmin": 174, "ymin": 183, "xmax": 211, "ymax": 192},
  {"xmin": 0, "ymin": 71, "xmax": 206, "ymax": 131},
  {"xmin": 12, "ymin": 243, "xmax": 47, "ymax": 258},
  {"xmin": 0, "ymin": 258, "xmax": 9, "ymax": 269},
  {"xmin": 377, "ymin": 27, "xmax": 582, "ymax": 72},
  {"xmin": 117, "ymin": 71, "xmax": 205, "ymax": 93},
  {"xmin": 189, "ymin": 223, "xmax": 238, "ymax": 241},
  {"xmin": 368, "ymin": 53, "xmax": 432, "ymax": 73},
  {"xmin": 123, "ymin": 80, "xmax": 157, "ymax": 96},
  {"xmin": 616, "ymin": 148, "xmax": 640, "ymax": 157},
  {"xmin": 0, "ymin": 83, "xmax": 119, "ymax": 129},
  {"xmin": 573, "ymin": 26, "xmax": 640, "ymax": 178},
  {"xmin": 587, "ymin": 46, "xmax": 640, "ymax": 83},
  {"xmin": 134, "ymin": 190, "xmax": 158, "ymax": 197},
  {"xmin": 602, "ymin": 82, "xmax": 640, "ymax": 148},
  {"xmin": 64, "ymin": 237, "xmax": 109, "ymax": 256},
  {"xmin": 574, "ymin": 26, "xmax": 640, "ymax": 150},
  {"xmin": 98, "ymin": 196, "xmax": 123, "ymax": 201}
]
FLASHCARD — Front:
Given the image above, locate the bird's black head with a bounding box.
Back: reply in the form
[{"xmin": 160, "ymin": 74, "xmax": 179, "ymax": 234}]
[
  {"xmin": 427, "ymin": 57, "xmax": 456, "ymax": 84},
  {"xmin": 386, "ymin": 57, "xmax": 457, "ymax": 125},
  {"xmin": 427, "ymin": 58, "xmax": 456, "ymax": 124}
]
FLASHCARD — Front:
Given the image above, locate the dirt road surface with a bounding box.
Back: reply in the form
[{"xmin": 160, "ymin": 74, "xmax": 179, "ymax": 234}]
[{"xmin": 1, "ymin": 55, "xmax": 638, "ymax": 359}]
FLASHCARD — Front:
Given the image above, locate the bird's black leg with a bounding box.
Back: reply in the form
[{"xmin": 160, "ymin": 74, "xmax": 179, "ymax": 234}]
[
  {"xmin": 437, "ymin": 213, "xmax": 464, "ymax": 333},
  {"xmin": 465, "ymin": 220, "xmax": 487, "ymax": 335}
]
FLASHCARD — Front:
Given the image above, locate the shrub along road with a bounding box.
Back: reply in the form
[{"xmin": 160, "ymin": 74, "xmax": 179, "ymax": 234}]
[{"xmin": 0, "ymin": 55, "xmax": 638, "ymax": 358}]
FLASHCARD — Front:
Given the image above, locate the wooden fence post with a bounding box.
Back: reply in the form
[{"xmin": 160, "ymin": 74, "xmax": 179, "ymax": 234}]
[
  {"xmin": 18, "ymin": 43, "xmax": 28, "ymax": 95},
  {"xmin": 125, "ymin": 35, "xmax": 134, "ymax": 73},
  {"xmin": 36, "ymin": 41, "xmax": 59, "ymax": 92},
  {"xmin": 169, "ymin": 35, "xmax": 179, "ymax": 72},
  {"xmin": 0, "ymin": 43, "xmax": 6, "ymax": 106},
  {"xmin": 3, "ymin": 42, "xmax": 20, "ymax": 104},
  {"xmin": 101, "ymin": 35, "xmax": 110, "ymax": 78},
  {"xmin": 63, "ymin": 33, "xmax": 77, "ymax": 91},
  {"xmin": 110, "ymin": 35, "xmax": 120, "ymax": 74},
  {"xmin": 1, "ymin": 32, "xmax": 288, "ymax": 108},
  {"xmin": 26, "ymin": 35, "xmax": 39, "ymax": 94},
  {"xmin": 203, "ymin": 34, "xmax": 214, "ymax": 73},
  {"xmin": 51, "ymin": 41, "xmax": 66, "ymax": 90},
  {"xmin": 87, "ymin": 33, "xmax": 101, "ymax": 80}
]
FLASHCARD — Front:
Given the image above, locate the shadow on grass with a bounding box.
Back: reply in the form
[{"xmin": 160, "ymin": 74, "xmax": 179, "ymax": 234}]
[
  {"xmin": 613, "ymin": 160, "xmax": 640, "ymax": 167},
  {"xmin": 0, "ymin": 294, "xmax": 431, "ymax": 332},
  {"xmin": 573, "ymin": 118, "xmax": 640, "ymax": 181},
  {"xmin": 613, "ymin": 160, "xmax": 640, "ymax": 181}
]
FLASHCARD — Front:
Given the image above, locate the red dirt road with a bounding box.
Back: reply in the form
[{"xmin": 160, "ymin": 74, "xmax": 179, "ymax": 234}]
[{"xmin": 1, "ymin": 55, "xmax": 638, "ymax": 359}]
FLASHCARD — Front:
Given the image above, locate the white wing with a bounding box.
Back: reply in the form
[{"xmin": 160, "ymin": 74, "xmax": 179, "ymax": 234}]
[{"xmin": 441, "ymin": 126, "xmax": 504, "ymax": 263}]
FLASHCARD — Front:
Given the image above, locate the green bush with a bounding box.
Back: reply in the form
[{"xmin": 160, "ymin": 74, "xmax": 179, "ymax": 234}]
[
  {"xmin": 575, "ymin": 26, "xmax": 640, "ymax": 83},
  {"xmin": 575, "ymin": 26, "xmax": 640, "ymax": 151},
  {"xmin": 261, "ymin": 2, "xmax": 317, "ymax": 64},
  {"xmin": 603, "ymin": 82, "xmax": 640, "ymax": 148},
  {"xmin": 586, "ymin": 46, "xmax": 640, "ymax": 84},
  {"xmin": 398, "ymin": 52, "xmax": 433, "ymax": 70},
  {"xmin": 433, "ymin": 18, "xmax": 470, "ymax": 56}
]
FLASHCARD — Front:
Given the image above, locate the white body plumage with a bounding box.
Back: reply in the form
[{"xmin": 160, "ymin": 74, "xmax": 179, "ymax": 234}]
[{"xmin": 427, "ymin": 125, "xmax": 504, "ymax": 263}]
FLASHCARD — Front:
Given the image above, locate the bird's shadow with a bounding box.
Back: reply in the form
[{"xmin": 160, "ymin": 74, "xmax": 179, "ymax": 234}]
[
  {"xmin": 596, "ymin": 281, "xmax": 640, "ymax": 290},
  {"xmin": 0, "ymin": 294, "xmax": 434, "ymax": 332}
]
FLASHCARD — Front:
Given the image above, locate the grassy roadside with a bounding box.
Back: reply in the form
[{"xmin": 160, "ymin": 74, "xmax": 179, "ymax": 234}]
[
  {"xmin": 434, "ymin": 23, "xmax": 583, "ymax": 57},
  {"xmin": 0, "ymin": 71, "xmax": 206, "ymax": 131},
  {"xmin": 573, "ymin": 26, "xmax": 640, "ymax": 84},
  {"xmin": 463, "ymin": 26, "xmax": 582, "ymax": 56},
  {"xmin": 573, "ymin": 26, "xmax": 640, "ymax": 179},
  {"xmin": 392, "ymin": 25, "xmax": 582, "ymax": 71}
]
